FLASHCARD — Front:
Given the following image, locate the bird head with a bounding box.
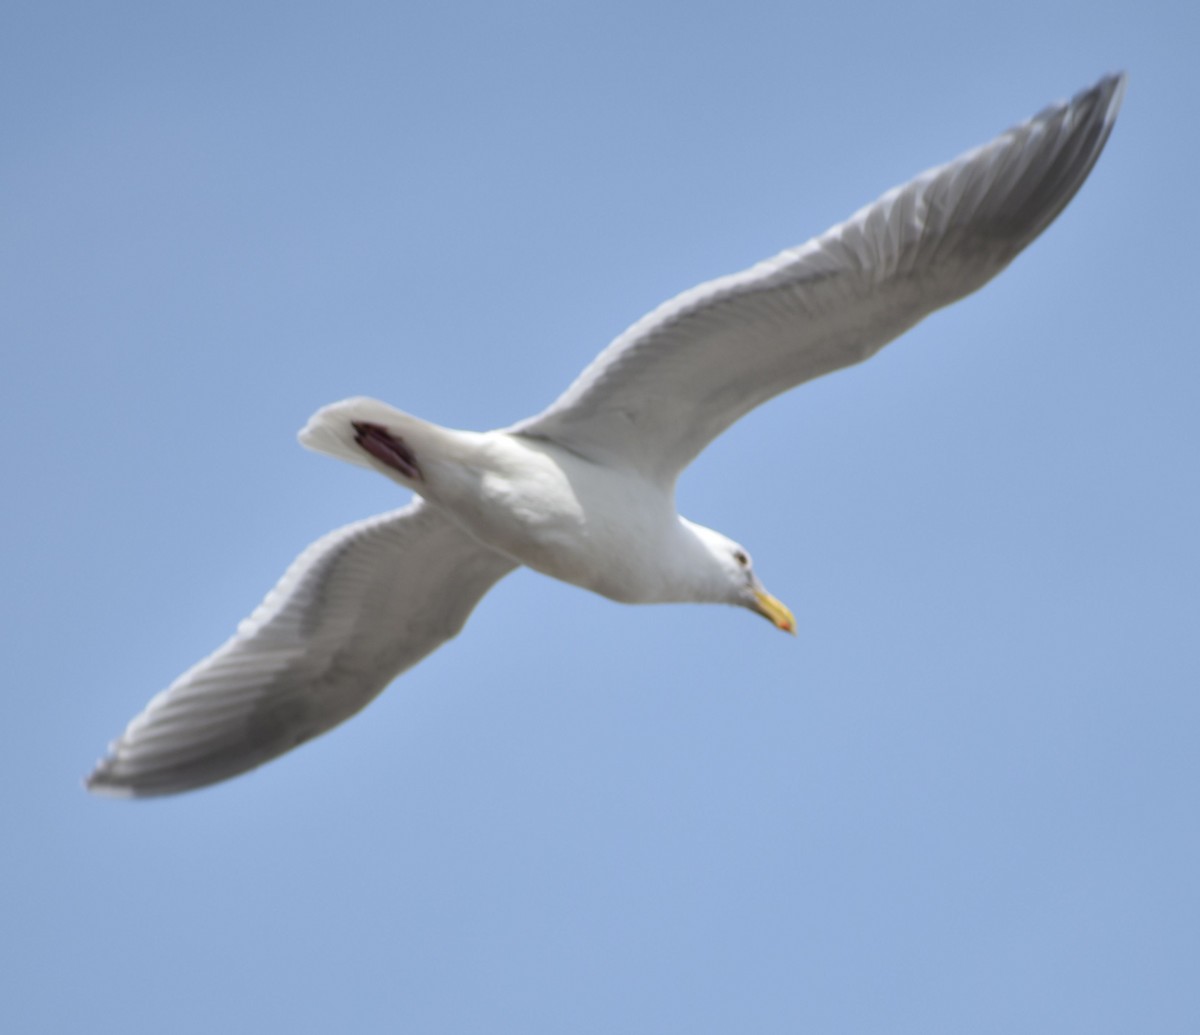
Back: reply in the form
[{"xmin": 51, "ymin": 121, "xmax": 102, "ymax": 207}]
[{"xmin": 692, "ymin": 525, "xmax": 796, "ymax": 634}]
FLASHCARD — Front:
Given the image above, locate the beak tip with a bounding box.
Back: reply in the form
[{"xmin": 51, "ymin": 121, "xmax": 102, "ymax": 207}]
[{"xmin": 753, "ymin": 588, "xmax": 796, "ymax": 636}]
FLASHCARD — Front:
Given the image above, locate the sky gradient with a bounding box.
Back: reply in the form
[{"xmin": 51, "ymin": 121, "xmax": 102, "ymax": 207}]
[{"xmin": 3, "ymin": 2, "xmax": 1197, "ymax": 1032}]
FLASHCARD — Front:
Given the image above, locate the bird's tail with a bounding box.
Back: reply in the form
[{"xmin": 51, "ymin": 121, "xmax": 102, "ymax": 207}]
[{"xmin": 298, "ymin": 396, "xmax": 426, "ymax": 476}]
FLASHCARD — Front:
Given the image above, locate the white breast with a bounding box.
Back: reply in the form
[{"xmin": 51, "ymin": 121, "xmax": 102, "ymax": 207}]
[{"xmin": 432, "ymin": 431, "xmax": 685, "ymax": 603}]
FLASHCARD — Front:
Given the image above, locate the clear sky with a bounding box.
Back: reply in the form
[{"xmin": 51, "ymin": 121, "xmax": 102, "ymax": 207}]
[{"xmin": 3, "ymin": 2, "xmax": 1196, "ymax": 1032}]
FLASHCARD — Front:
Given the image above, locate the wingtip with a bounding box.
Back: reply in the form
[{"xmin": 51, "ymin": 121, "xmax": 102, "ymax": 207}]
[
  {"xmin": 1088, "ymin": 70, "xmax": 1127, "ymax": 127},
  {"xmin": 1105, "ymin": 71, "xmax": 1128, "ymax": 123},
  {"xmin": 85, "ymin": 739, "xmax": 152, "ymax": 799},
  {"xmin": 84, "ymin": 755, "xmax": 208, "ymax": 799},
  {"xmin": 84, "ymin": 759, "xmax": 135, "ymax": 799},
  {"xmin": 1041, "ymin": 72, "xmax": 1126, "ymax": 134}
]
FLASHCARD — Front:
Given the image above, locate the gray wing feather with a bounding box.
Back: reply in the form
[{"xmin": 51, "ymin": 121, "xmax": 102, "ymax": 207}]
[
  {"xmin": 512, "ymin": 74, "xmax": 1125, "ymax": 481},
  {"xmin": 88, "ymin": 501, "xmax": 517, "ymax": 797}
]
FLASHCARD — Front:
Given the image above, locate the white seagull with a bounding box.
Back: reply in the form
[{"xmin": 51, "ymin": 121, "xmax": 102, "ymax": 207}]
[{"xmin": 89, "ymin": 74, "xmax": 1125, "ymax": 797}]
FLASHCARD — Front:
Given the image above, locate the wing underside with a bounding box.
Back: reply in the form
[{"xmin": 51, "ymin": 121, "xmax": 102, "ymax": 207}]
[
  {"xmin": 88, "ymin": 501, "xmax": 517, "ymax": 797},
  {"xmin": 512, "ymin": 73, "xmax": 1125, "ymax": 481}
]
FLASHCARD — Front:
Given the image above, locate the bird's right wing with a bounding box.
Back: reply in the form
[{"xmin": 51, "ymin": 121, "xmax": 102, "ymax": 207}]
[
  {"xmin": 88, "ymin": 500, "xmax": 517, "ymax": 797},
  {"xmin": 512, "ymin": 74, "xmax": 1125, "ymax": 482}
]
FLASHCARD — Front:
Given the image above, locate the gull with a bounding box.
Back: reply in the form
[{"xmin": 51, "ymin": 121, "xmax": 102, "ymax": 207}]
[{"xmin": 88, "ymin": 73, "xmax": 1125, "ymax": 797}]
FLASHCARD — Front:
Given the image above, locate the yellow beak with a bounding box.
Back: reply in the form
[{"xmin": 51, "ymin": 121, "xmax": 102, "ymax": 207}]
[{"xmin": 753, "ymin": 588, "xmax": 797, "ymax": 635}]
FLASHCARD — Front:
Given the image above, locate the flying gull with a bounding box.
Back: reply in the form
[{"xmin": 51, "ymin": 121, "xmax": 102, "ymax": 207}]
[{"xmin": 88, "ymin": 73, "xmax": 1126, "ymax": 796}]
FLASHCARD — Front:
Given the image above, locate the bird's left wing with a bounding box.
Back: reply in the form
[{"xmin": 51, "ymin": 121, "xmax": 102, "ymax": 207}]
[
  {"xmin": 88, "ymin": 500, "xmax": 517, "ymax": 797},
  {"xmin": 511, "ymin": 73, "xmax": 1124, "ymax": 482}
]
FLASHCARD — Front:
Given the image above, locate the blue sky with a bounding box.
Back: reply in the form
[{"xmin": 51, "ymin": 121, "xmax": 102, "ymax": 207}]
[{"xmin": 3, "ymin": 2, "xmax": 1197, "ymax": 1032}]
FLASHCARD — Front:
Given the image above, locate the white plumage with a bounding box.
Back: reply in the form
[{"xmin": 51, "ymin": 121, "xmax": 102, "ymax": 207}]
[{"xmin": 89, "ymin": 73, "xmax": 1125, "ymax": 796}]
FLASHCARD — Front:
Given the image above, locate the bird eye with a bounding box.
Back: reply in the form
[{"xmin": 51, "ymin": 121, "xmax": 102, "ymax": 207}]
[{"xmin": 734, "ymin": 550, "xmax": 749, "ymax": 567}]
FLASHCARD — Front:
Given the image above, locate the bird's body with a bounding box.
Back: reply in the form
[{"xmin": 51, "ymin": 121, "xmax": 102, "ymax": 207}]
[
  {"xmin": 303, "ymin": 401, "xmax": 723, "ymax": 606},
  {"xmin": 89, "ymin": 73, "xmax": 1126, "ymax": 797}
]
